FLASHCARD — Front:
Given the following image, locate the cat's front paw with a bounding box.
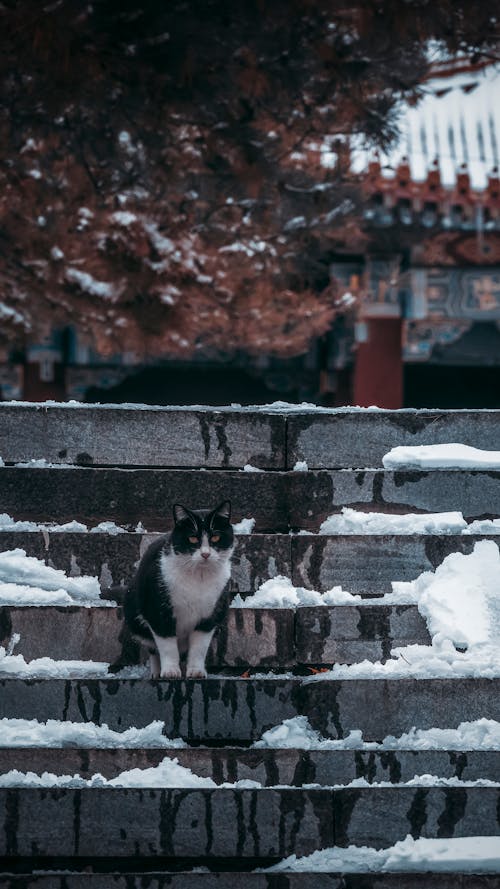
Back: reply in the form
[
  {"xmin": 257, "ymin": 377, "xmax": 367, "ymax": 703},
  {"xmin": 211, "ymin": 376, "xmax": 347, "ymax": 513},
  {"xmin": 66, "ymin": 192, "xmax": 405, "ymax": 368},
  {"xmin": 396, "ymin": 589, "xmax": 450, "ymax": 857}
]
[
  {"xmin": 186, "ymin": 667, "xmax": 207, "ymax": 680},
  {"xmin": 160, "ymin": 666, "xmax": 182, "ymax": 679}
]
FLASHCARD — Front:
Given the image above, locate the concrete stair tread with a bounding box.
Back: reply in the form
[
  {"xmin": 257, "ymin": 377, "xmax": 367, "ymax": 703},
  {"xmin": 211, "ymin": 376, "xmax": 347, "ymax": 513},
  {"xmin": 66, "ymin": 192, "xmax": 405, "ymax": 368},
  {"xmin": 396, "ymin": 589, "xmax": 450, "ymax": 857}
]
[
  {"xmin": 1, "ymin": 406, "xmax": 499, "ymax": 877},
  {"xmin": 1, "ymin": 746, "xmax": 500, "ymax": 784},
  {"xmin": 1, "ymin": 466, "xmax": 500, "ymax": 530},
  {"xmin": 0, "ymin": 529, "xmax": 494, "ymax": 595},
  {"xmin": 2, "ymin": 872, "xmax": 500, "ymax": 888},
  {"xmin": 1, "ymin": 603, "xmax": 430, "ymax": 667},
  {"xmin": 2, "ymin": 403, "xmax": 500, "ymax": 470},
  {"xmin": 1, "ymin": 785, "xmax": 499, "ymax": 856},
  {"xmin": 2, "ymin": 677, "xmax": 500, "ymax": 742}
]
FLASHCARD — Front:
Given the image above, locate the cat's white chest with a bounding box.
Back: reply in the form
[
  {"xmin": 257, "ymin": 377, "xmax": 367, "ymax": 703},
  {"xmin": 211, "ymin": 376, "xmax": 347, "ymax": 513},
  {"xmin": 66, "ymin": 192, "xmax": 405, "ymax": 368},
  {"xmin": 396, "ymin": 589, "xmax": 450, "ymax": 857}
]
[{"xmin": 159, "ymin": 552, "xmax": 230, "ymax": 639}]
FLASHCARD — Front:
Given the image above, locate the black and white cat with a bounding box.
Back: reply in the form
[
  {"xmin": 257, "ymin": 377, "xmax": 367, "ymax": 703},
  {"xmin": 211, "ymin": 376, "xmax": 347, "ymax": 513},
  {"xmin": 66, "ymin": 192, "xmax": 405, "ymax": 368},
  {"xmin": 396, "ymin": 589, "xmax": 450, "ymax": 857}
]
[{"xmin": 124, "ymin": 501, "xmax": 234, "ymax": 679}]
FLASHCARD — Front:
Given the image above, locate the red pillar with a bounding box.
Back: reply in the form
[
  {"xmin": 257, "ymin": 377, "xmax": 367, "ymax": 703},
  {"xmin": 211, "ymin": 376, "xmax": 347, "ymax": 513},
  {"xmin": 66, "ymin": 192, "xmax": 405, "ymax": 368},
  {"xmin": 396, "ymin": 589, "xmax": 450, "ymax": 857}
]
[{"xmin": 352, "ymin": 319, "xmax": 403, "ymax": 408}]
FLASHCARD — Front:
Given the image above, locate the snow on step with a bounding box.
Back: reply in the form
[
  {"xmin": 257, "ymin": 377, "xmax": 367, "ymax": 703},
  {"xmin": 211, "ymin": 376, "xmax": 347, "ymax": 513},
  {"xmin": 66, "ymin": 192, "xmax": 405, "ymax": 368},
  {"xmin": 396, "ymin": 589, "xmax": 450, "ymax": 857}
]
[
  {"xmin": 287, "ymin": 409, "xmax": 500, "ymax": 469},
  {"xmin": 3, "ymin": 742, "xmax": 500, "ymax": 786},
  {"xmin": 4, "ymin": 465, "xmax": 500, "ymax": 531},
  {"xmin": 266, "ymin": 835, "xmax": 500, "ymax": 873},
  {"xmin": 4, "ymin": 716, "xmax": 500, "ymax": 785},
  {"xmin": 2, "ymin": 677, "xmax": 500, "ymax": 741},
  {"xmin": 0, "ymin": 601, "xmax": 430, "ymax": 666},
  {"xmin": 383, "ymin": 443, "xmax": 500, "ymax": 470},
  {"xmin": 318, "ymin": 508, "xmax": 500, "ymax": 535}
]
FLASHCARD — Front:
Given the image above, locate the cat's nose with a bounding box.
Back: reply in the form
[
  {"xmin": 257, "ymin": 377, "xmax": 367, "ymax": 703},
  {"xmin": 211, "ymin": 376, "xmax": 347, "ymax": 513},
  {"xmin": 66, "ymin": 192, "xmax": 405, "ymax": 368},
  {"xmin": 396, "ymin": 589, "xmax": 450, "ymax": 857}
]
[{"xmin": 201, "ymin": 551, "xmax": 210, "ymax": 560}]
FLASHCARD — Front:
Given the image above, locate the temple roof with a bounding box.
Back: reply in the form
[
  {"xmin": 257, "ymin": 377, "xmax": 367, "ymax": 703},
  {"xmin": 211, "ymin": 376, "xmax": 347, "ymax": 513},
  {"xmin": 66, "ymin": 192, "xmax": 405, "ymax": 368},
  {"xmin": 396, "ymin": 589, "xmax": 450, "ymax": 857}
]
[{"xmin": 350, "ymin": 62, "xmax": 500, "ymax": 195}]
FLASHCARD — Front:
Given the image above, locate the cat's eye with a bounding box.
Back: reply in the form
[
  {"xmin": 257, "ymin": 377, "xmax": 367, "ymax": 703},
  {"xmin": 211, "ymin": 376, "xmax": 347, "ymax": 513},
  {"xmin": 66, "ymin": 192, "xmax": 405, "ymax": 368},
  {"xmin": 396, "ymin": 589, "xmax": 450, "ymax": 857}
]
[
  {"xmin": 211, "ymin": 534, "xmax": 220, "ymax": 543},
  {"xmin": 188, "ymin": 536, "xmax": 198, "ymax": 544}
]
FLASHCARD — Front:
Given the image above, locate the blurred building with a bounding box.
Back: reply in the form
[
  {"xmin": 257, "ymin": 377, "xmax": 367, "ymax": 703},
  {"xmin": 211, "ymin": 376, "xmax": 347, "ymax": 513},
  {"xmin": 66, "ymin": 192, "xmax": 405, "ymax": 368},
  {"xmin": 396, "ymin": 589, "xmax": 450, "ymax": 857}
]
[
  {"xmin": 331, "ymin": 58, "xmax": 500, "ymax": 408},
  {"xmin": 3, "ymin": 58, "xmax": 500, "ymax": 408}
]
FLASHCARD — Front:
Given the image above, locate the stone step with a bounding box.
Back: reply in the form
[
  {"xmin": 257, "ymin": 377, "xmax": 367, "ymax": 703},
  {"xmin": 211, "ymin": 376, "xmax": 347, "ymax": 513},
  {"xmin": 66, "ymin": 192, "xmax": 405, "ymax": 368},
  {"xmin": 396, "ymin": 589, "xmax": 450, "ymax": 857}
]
[
  {"xmin": 288, "ymin": 470, "xmax": 500, "ymax": 529},
  {"xmin": 0, "ymin": 604, "xmax": 429, "ymax": 667},
  {"xmin": 2, "ymin": 678, "xmax": 500, "ymax": 742},
  {"xmin": 288, "ymin": 409, "xmax": 500, "ymax": 469},
  {"xmin": 0, "ymin": 404, "xmax": 287, "ymax": 469},
  {"xmin": 0, "ymin": 785, "xmax": 498, "ymax": 858},
  {"xmin": 1, "ymin": 404, "xmax": 499, "ymax": 471},
  {"xmin": 1, "ymin": 467, "xmax": 499, "ymax": 531},
  {"xmin": 0, "ymin": 531, "xmax": 291, "ymax": 596},
  {"xmin": 0, "ymin": 678, "xmax": 303, "ymax": 741},
  {"xmin": 1, "ymin": 746, "xmax": 499, "ymax": 785},
  {"xmin": 2, "ymin": 872, "xmax": 500, "ymax": 889},
  {"xmin": 306, "ymin": 678, "xmax": 500, "ymax": 742},
  {"xmin": 1, "ymin": 606, "xmax": 296, "ymax": 669},
  {"xmin": 0, "ymin": 787, "xmax": 333, "ymax": 859},
  {"xmin": 0, "ymin": 530, "xmax": 491, "ymax": 595},
  {"xmin": 293, "ymin": 534, "xmax": 488, "ymax": 594},
  {"xmin": 0, "ymin": 467, "xmax": 289, "ymax": 532}
]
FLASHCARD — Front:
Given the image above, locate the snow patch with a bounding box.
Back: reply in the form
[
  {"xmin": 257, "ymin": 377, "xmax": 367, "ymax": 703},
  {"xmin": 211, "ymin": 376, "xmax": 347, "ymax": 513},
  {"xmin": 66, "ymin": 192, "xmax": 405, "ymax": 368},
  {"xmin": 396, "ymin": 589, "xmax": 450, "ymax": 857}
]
[
  {"xmin": 383, "ymin": 443, "xmax": 500, "ymax": 470},
  {"xmin": 319, "ymin": 508, "xmax": 467, "ymax": 535},
  {"xmin": 0, "ymin": 549, "xmax": 104, "ymax": 606},
  {"xmin": 232, "ymin": 517, "xmax": 255, "ymax": 534},
  {"xmin": 231, "ymin": 575, "xmax": 360, "ymax": 608},
  {"xmin": 253, "ymin": 715, "xmax": 500, "ymax": 752},
  {"xmin": 65, "ymin": 268, "xmax": 117, "ymax": 300},
  {"xmin": 0, "ymin": 718, "xmax": 187, "ymax": 749},
  {"xmin": 0, "ymin": 757, "xmax": 215, "ymax": 789},
  {"xmin": 0, "ymin": 648, "xmax": 110, "ymax": 678},
  {"xmin": 264, "ymin": 835, "xmax": 500, "ymax": 873}
]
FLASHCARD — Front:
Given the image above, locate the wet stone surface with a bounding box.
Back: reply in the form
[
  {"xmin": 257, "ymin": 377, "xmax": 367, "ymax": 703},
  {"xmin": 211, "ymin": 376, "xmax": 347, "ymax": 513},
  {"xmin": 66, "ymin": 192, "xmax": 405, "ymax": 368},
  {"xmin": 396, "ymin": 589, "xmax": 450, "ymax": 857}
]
[
  {"xmin": 0, "ymin": 679, "xmax": 304, "ymax": 741},
  {"xmin": 0, "ymin": 872, "xmax": 498, "ymax": 889},
  {"xmin": 287, "ymin": 410, "xmax": 500, "ymax": 470},
  {"xmin": 0, "ymin": 531, "xmax": 291, "ymax": 595},
  {"xmin": 0, "ymin": 405, "xmax": 287, "ymax": 469},
  {"xmin": 0, "ymin": 787, "xmax": 334, "ymax": 858},
  {"xmin": 304, "ymin": 679, "xmax": 500, "ymax": 741},
  {"xmin": 0, "ymin": 468, "xmax": 290, "ymax": 532},
  {"xmin": 289, "ymin": 471, "xmax": 500, "ymax": 529},
  {"xmin": 291, "ymin": 535, "xmax": 484, "ymax": 594},
  {"xmin": 295, "ymin": 606, "xmax": 429, "ymax": 664},
  {"xmin": 334, "ymin": 787, "xmax": 500, "ymax": 847},
  {"xmin": 1, "ymin": 748, "xmax": 500, "ymax": 786}
]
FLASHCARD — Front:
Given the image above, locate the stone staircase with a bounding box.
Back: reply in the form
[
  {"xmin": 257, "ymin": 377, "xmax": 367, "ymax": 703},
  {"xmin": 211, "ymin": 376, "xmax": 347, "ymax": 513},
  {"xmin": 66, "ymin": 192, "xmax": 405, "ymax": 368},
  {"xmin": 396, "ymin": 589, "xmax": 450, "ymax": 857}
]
[{"xmin": 1, "ymin": 403, "xmax": 500, "ymax": 887}]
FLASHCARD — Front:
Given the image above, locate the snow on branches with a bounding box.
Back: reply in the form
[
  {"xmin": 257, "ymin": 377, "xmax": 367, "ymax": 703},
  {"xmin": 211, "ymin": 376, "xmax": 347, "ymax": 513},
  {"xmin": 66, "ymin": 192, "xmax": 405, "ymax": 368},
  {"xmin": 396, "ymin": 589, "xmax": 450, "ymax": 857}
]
[{"xmin": 0, "ymin": 0, "xmax": 498, "ymax": 358}]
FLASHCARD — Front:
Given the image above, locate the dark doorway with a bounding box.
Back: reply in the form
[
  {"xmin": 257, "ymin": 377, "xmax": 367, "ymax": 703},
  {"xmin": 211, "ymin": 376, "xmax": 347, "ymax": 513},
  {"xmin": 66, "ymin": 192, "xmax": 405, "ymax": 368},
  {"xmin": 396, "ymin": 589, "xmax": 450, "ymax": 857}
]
[
  {"xmin": 84, "ymin": 364, "xmax": 301, "ymax": 406},
  {"xmin": 404, "ymin": 364, "xmax": 500, "ymax": 408}
]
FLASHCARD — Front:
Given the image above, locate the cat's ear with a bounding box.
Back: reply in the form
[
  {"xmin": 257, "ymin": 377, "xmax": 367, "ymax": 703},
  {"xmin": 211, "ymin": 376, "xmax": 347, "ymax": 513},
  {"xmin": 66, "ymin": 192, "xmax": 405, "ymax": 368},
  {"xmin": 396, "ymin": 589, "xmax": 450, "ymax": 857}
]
[
  {"xmin": 211, "ymin": 500, "xmax": 231, "ymax": 523},
  {"xmin": 173, "ymin": 504, "xmax": 196, "ymax": 526}
]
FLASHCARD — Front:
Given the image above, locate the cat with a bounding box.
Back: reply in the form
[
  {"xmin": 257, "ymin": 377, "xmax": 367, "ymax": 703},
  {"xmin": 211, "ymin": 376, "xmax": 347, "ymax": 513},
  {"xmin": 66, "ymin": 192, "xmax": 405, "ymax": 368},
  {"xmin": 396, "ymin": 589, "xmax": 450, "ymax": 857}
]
[{"xmin": 124, "ymin": 500, "xmax": 234, "ymax": 679}]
